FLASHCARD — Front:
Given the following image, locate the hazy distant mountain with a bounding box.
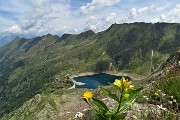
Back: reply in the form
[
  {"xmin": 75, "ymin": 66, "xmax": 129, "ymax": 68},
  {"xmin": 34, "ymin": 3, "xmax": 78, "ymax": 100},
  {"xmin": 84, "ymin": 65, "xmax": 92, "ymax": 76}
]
[
  {"xmin": 0, "ymin": 23, "xmax": 180, "ymax": 118},
  {"xmin": 0, "ymin": 35, "xmax": 17, "ymax": 46}
]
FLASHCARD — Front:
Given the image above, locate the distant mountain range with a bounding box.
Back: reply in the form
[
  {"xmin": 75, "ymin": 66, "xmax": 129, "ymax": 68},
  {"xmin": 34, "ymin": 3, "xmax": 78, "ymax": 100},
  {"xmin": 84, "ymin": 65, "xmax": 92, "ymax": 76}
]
[
  {"xmin": 0, "ymin": 35, "xmax": 17, "ymax": 46},
  {"xmin": 0, "ymin": 22, "xmax": 180, "ymax": 118}
]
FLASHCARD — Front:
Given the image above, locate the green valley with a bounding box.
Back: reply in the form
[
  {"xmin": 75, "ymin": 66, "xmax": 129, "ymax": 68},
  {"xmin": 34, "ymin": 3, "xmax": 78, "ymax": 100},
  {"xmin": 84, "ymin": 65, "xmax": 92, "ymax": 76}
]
[{"xmin": 0, "ymin": 23, "xmax": 179, "ymax": 119}]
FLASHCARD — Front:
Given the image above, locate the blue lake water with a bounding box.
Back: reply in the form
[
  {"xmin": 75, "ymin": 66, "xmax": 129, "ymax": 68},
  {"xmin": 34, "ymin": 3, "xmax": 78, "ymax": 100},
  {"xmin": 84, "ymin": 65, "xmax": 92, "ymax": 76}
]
[{"xmin": 73, "ymin": 73, "xmax": 131, "ymax": 89}]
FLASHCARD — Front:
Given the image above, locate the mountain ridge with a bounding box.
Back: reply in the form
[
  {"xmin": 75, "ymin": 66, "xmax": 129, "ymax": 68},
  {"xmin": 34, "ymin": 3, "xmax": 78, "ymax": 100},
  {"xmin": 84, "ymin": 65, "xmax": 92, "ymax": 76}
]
[
  {"xmin": 1, "ymin": 48, "xmax": 179, "ymax": 120},
  {"xmin": 0, "ymin": 22, "xmax": 180, "ymax": 117}
]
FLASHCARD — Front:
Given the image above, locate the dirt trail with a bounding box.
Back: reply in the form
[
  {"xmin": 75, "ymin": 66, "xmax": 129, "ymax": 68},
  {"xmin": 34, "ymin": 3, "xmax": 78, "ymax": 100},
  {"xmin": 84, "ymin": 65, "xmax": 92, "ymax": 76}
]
[{"xmin": 56, "ymin": 93, "xmax": 90, "ymax": 120}]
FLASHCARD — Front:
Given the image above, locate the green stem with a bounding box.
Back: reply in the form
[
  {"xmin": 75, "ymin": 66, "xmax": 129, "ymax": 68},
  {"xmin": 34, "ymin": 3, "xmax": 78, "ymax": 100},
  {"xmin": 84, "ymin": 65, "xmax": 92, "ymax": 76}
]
[
  {"xmin": 114, "ymin": 95, "xmax": 122, "ymax": 115},
  {"xmin": 115, "ymin": 88, "xmax": 124, "ymax": 115}
]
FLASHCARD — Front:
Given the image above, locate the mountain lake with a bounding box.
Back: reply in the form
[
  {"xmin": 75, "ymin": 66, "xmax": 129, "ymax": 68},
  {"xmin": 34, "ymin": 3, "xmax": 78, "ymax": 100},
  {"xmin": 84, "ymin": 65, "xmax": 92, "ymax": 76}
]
[{"xmin": 73, "ymin": 73, "xmax": 131, "ymax": 89}]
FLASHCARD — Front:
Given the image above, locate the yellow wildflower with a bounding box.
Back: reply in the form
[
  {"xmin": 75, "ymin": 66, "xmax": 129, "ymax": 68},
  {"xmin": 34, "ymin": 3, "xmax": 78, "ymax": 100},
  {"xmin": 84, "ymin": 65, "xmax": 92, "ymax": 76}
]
[
  {"xmin": 114, "ymin": 79, "xmax": 122, "ymax": 88},
  {"xmin": 113, "ymin": 77, "xmax": 134, "ymax": 90},
  {"xmin": 123, "ymin": 80, "xmax": 134, "ymax": 89},
  {"xmin": 68, "ymin": 118, "xmax": 71, "ymax": 120},
  {"xmin": 82, "ymin": 91, "xmax": 93, "ymax": 101}
]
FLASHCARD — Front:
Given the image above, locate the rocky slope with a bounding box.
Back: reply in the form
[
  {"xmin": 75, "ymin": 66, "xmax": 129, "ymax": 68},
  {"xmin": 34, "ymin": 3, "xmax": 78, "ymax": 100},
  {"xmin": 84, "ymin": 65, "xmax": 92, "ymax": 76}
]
[{"xmin": 150, "ymin": 49, "xmax": 180, "ymax": 80}]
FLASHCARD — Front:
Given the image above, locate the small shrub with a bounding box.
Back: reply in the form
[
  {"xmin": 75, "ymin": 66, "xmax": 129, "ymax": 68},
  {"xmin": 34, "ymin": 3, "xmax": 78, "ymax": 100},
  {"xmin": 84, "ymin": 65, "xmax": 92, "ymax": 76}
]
[{"xmin": 94, "ymin": 60, "xmax": 110, "ymax": 73}]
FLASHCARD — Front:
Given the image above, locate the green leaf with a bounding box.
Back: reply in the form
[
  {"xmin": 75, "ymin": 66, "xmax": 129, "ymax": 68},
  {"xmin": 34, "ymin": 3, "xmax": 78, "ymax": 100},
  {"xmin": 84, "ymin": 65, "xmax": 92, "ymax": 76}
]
[
  {"xmin": 121, "ymin": 87, "xmax": 143, "ymax": 103},
  {"xmin": 92, "ymin": 97, "xmax": 109, "ymax": 114},
  {"xmin": 99, "ymin": 86, "xmax": 119, "ymax": 102},
  {"xmin": 119, "ymin": 87, "xmax": 143, "ymax": 113},
  {"xmin": 128, "ymin": 87, "xmax": 143, "ymax": 97},
  {"xmin": 123, "ymin": 94, "xmax": 129, "ymax": 99},
  {"xmin": 119, "ymin": 98, "xmax": 136, "ymax": 113}
]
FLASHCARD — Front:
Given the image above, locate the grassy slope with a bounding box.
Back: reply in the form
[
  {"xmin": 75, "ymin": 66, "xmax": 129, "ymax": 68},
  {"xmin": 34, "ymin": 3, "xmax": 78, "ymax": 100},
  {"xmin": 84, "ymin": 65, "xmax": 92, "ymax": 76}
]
[
  {"xmin": 136, "ymin": 50, "xmax": 180, "ymax": 119},
  {"xmin": 0, "ymin": 23, "xmax": 180, "ymax": 118}
]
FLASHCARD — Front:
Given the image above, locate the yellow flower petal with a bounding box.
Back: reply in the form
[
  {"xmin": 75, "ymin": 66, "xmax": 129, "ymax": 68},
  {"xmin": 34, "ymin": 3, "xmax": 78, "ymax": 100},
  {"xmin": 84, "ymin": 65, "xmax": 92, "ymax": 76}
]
[
  {"xmin": 113, "ymin": 77, "xmax": 134, "ymax": 91},
  {"xmin": 113, "ymin": 79, "xmax": 122, "ymax": 88},
  {"xmin": 82, "ymin": 91, "xmax": 93, "ymax": 101}
]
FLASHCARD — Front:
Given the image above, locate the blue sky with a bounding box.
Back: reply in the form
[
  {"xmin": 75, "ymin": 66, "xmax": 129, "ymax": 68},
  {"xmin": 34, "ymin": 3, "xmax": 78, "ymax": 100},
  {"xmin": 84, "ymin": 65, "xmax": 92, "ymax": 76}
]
[{"xmin": 0, "ymin": 0, "xmax": 180, "ymax": 38}]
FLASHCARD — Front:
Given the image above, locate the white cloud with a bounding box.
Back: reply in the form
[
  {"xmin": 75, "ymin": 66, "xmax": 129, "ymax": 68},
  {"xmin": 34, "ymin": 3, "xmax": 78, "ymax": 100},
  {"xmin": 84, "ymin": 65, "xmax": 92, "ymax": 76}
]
[
  {"xmin": 92, "ymin": 0, "xmax": 121, "ymax": 6},
  {"xmin": 128, "ymin": 5, "xmax": 164, "ymax": 19},
  {"xmin": 1, "ymin": 0, "xmax": 180, "ymax": 41},
  {"xmin": 85, "ymin": 16, "xmax": 101, "ymax": 31},
  {"xmin": 129, "ymin": 8, "xmax": 138, "ymax": 18},
  {"xmin": 85, "ymin": 21, "xmax": 105, "ymax": 31},
  {"xmin": 31, "ymin": 0, "xmax": 47, "ymax": 6},
  {"xmin": 2, "ymin": 1, "xmax": 78, "ymax": 37},
  {"xmin": 80, "ymin": 0, "xmax": 121, "ymax": 14},
  {"xmin": 5, "ymin": 25, "xmax": 22, "ymax": 33},
  {"xmin": 106, "ymin": 12, "xmax": 117, "ymax": 22},
  {"xmin": 159, "ymin": 4, "xmax": 180, "ymax": 22},
  {"xmin": 89, "ymin": 16, "xmax": 96, "ymax": 20}
]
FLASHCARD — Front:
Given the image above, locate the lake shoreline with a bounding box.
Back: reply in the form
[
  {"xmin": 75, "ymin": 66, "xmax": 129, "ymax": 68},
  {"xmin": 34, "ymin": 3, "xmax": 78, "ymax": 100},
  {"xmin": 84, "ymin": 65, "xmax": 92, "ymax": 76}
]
[
  {"xmin": 71, "ymin": 71, "xmax": 147, "ymax": 80},
  {"xmin": 67, "ymin": 77, "xmax": 86, "ymax": 89},
  {"xmin": 67, "ymin": 71, "xmax": 147, "ymax": 89}
]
